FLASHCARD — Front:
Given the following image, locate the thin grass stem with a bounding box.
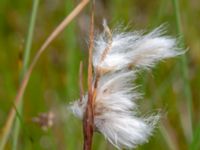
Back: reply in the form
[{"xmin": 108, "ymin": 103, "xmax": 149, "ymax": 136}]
[
  {"xmin": 172, "ymin": 0, "xmax": 193, "ymax": 143},
  {"xmin": 12, "ymin": 0, "xmax": 39, "ymax": 148}
]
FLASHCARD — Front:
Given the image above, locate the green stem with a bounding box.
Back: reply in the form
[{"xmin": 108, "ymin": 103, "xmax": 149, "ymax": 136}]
[
  {"xmin": 22, "ymin": 0, "xmax": 40, "ymax": 75},
  {"xmin": 12, "ymin": 0, "xmax": 39, "ymax": 150},
  {"xmin": 172, "ymin": 0, "xmax": 193, "ymax": 143}
]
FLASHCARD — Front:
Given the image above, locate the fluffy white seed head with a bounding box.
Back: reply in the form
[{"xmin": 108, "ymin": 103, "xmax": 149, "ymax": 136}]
[
  {"xmin": 93, "ymin": 26, "xmax": 183, "ymax": 72},
  {"xmin": 70, "ymin": 25, "xmax": 182, "ymax": 149}
]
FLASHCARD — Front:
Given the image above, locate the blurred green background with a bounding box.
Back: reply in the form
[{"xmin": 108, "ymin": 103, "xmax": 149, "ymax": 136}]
[{"xmin": 0, "ymin": 0, "xmax": 200, "ymax": 149}]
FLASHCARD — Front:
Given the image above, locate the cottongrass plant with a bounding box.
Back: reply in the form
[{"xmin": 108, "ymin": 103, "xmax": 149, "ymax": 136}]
[{"xmin": 70, "ymin": 23, "xmax": 183, "ymax": 149}]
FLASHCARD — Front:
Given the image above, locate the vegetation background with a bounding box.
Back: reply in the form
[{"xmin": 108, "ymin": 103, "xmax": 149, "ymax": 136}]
[{"xmin": 0, "ymin": 0, "xmax": 200, "ymax": 149}]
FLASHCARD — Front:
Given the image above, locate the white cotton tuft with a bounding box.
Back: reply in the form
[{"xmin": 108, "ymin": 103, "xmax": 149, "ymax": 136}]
[
  {"xmin": 70, "ymin": 71, "xmax": 159, "ymax": 149},
  {"xmin": 70, "ymin": 25, "xmax": 183, "ymax": 149},
  {"xmin": 93, "ymin": 26, "xmax": 183, "ymax": 72},
  {"xmin": 70, "ymin": 95, "xmax": 87, "ymax": 119}
]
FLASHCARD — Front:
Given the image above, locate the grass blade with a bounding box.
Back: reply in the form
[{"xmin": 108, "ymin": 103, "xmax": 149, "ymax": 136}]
[
  {"xmin": 12, "ymin": 0, "xmax": 39, "ymax": 150},
  {"xmin": 190, "ymin": 122, "xmax": 200, "ymax": 150},
  {"xmin": 172, "ymin": 0, "xmax": 193, "ymax": 143}
]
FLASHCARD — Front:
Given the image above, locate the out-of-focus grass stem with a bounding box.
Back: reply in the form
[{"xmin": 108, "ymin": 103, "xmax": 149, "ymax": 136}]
[
  {"xmin": 12, "ymin": 0, "xmax": 39, "ymax": 150},
  {"xmin": 172, "ymin": 0, "xmax": 193, "ymax": 143}
]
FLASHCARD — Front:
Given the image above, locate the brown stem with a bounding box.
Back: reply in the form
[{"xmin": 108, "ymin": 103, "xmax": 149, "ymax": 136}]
[
  {"xmin": 83, "ymin": 92, "xmax": 94, "ymax": 150},
  {"xmin": 83, "ymin": 1, "xmax": 95, "ymax": 150}
]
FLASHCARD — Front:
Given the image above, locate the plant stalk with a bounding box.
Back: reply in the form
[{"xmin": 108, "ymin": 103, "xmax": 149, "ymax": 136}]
[
  {"xmin": 83, "ymin": 1, "xmax": 94, "ymax": 150},
  {"xmin": 172, "ymin": 0, "xmax": 193, "ymax": 143}
]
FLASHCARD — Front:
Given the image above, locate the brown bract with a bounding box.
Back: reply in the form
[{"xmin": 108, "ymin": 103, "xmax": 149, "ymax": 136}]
[{"xmin": 82, "ymin": 2, "xmax": 113, "ymax": 150}]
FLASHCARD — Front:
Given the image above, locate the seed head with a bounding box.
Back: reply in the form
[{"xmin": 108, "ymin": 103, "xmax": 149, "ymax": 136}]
[{"xmin": 70, "ymin": 24, "xmax": 183, "ymax": 149}]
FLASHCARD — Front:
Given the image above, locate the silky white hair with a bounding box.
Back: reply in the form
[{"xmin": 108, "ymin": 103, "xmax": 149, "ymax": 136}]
[{"xmin": 70, "ymin": 25, "xmax": 183, "ymax": 149}]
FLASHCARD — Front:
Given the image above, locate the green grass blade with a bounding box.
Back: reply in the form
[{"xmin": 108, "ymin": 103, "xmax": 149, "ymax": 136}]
[
  {"xmin": 12, "ymin": 0, "xmax": 39, "ymax": 150},
  {"xmin": 22, "ymin": 0, "xmax": 40, "ymax": 75},
  {"xmin": 190, "ymin": 122, "xmax": 200, "ymax": 150},
  {"xmin": 172, "ymin": 0, "xmax": 193, "ymax": 143}
]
